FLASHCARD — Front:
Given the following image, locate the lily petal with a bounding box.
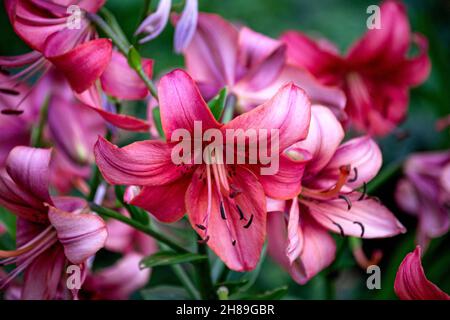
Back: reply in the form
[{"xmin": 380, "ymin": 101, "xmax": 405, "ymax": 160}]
[
  {"xmin": 100, "ymin": 51, "xmax": 153, "ymax": 100},
  {"xmin": 48, "ymin": 204, "xmax": 107, "ymax": 265},
  {"xmin": 158, "ymin": 69, "xmax": 220, "ymax": 138},
  {"xmin": 225, "ymin": 82, "xmax": 311, "ymax": 152},
  {"xmin": 182, "ymin": 13, "xmax": 238, "ymax": 91},
  {"xmin": 94, "ymin": 136, "xmax": 182, "ymax": 186},
  {"xmin": 128, "ymin": 178, "xmax": 191, "ymax": 223},
  {"xmin": 305, "ymin": 193, "xmax": 406, "ymax": 238},
  {"xmin": 186, "ymin": 166, "xmax": 266, "ymax": 271},
  {"xmin": 135, "ymin": 0, "xmax": 171, "ymax": 44},
  {"xmin": 46, "ymin": 39, "xmax": 113, "ymax": 93},
  {"xmin": 394, "ymin": 246, "xmax": 450, "ymax": 300}
]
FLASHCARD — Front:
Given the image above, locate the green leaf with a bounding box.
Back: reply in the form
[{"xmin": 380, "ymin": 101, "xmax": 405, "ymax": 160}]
[
  {"xmin": 140, "ymin": 251, "xmax": 207, "ymax": 268},
  {"xmin": 152, "ymin": 106, "xmax": 165, "ymax": 139},
  {"xmin": 141, "ymin": 286, "xmax": 190, "ymax": 300},
  {"xmin": 207, "ymin": 87, "xmax": 227, "ymax": 121},
  {"xmin": 0, "ymin": 207, "xmax": 16, "ymax": 238},
  {"xmin": 231, "ymin": 286, "xmax": 288, "ymax": 300},
  {"xmin": 127, "ymin": 45, "xmax": 142, "ymax": 71}
]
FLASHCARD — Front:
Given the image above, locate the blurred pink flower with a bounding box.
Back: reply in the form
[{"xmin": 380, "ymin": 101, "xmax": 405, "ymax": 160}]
[
  {"xmin": 395, "ymin": 246, "xmax": 449, "ymax": 300},
  {"xmin": 267, "ymin": 106, "xmax": 406, "ymax": 284},
  {"xmin": 94, "ymin": 69, "xmax": 312, "ymax": 271},
  {"xmin": 395, "ymin": 151, "xmax": 450, "ymax": 248},
  {"xmin": 281, "ymin": 1, "xmax": 430, "ymax": 136},
  {"xmin": 179, "ymin": 13, "xmax": 345, "ymax": 114},
  {"xmin": 83, "ymin": 211, "xmax": 157, "ymax": 299},
  {"xmin": 0, "ymin": 146, "xmax": 107, "ymax": 299}
]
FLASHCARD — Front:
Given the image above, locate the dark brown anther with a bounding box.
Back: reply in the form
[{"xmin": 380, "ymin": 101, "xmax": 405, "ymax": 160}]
[
  {"xmin": 236, "ymin": 205, "xmax": 245, "ymax": 220},
  {"xmin": 368, "ymin": 196, "xmax": 381, "ymax": 203},
  {"xmin": 0, "ymin": 88, "xmax": 20, "ymax": 96},
  {"xmin": 332, "ymin": 221, "xmax": 345, "ymax": 237},
  {"xmin": 195, "ymin": 224, "xmax": 206, "ymax": 230},
  {"xmin": 243, "ymin": 214, "xmax": 254, "ymax": 229},
  {"xmin": 220, "ymin": 201, "xmax": 226, "ymax": 220},
  {"xmin": 198, "ymin": 235, "xmax": 210, "ymax": 244},
  {"xmin": 1, "ymin": 109, "xmax": 24, "ymax": 115},
  {"xmin": 348, "ymin": 167, "xmax": 358, "ymax": 183},
  {"xmin": 338, "ymin": 195, "xmax": 352, "ymax": 210},
  {"xmin": 353, "ymin": 221, "xmax": 365, "ymax": 237},
  {"xmin": 232, "ymin": 240, "xmax": 236, "ymax": 246},
  {"xmin": 358, "ymin": 182, "xmax": 367, "ymax": 201},
  {"xmin": 0, "ymin": 68, "xmax": 10, "ymax": 76}
]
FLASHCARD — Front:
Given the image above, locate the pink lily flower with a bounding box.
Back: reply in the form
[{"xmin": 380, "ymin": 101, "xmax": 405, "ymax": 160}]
[
  {"xmin": 281, "ymin": 1, "xmax": 430, "ymax": 136},
  {"xmin": 177, "ymin": 13, "xmax": 346, "ymax": 114},
  {"xmin": 0, "ymin": 146, "xmax": 107, "ymax": 299},
  {"xmin": 395, "ymin": 151, "xmax": 450, "ymax": 249},
  {"xmin": 94, "ymin": 69, "xmax": 312, "ymax": 271},
  {"xmin": 267, "ymin": 105, "xmax": 406, "ymax": 284},
  {"xmin": 2, "ymin": 1, "xmax": 151, "ymax": 131},
  {"xmin": 83, "ymin": 211, "xmax": 157, "ymax": 299},
  {"xmin": 395, "ymin": 246, "xmax": 449, "ymax": 300}
]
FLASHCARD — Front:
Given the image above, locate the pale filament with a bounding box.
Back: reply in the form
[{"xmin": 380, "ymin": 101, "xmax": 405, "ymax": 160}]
[{"xmin": 301, "ymin": 165, "xmax": 351, "ymax": 200}]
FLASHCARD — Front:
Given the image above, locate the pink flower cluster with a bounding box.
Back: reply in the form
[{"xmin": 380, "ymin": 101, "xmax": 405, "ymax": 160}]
[{"xmin": 0, "ymin": 0, "xmax": 447, "ymax": 300}]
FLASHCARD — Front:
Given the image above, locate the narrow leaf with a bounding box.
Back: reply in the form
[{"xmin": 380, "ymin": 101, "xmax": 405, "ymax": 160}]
[
  {"xmin": 152, "ymin": 106, "xmax": 165, "ymax": 139},
  {"xmin": 207, "ymin": 87, "xmax": 227, "ymax": 121},
  {"xmin": 140, "ymin": 251, "xmax": 207, "ymax": 268}
]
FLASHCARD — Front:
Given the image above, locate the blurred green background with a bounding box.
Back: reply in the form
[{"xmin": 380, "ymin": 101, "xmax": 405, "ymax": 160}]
[{"xmin": 0, "ymin": 0, "xmax": 449, "ymax": 299}]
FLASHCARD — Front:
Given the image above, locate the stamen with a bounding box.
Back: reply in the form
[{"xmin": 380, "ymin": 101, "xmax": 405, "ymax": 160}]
[
  {"xmin": 1, "ymin": 109, "xmax": 24, "ymax": 115},
  {"xmin": 232, "ymin": 240, "xmax": 236, "ymax": 246},
  {"xmin": 197, "ymin": 236, "xmax": 210, "ymax": 244},
  {"xmin": 353, "ymin": 221, "xmax": 365, "ymax": 237},
  {"xmin": 195, "ymin": 224, "xmax": 206, "ymax": 230},
  {"xmin": 236, "ymin": 205, "xmax": 245, "ymax": 220},
  {"xmin": 229, "ymin": 184, "xmax": 242, "ymax": 198},
  {"xmin": 0, "ymin": 88, "xmax": 20, "ymax": 96},
  {"xmin": 302, "ymin": 165, "xmax": 351, "ymax": 200},
  {"xmin": 243, "ymin": 214, "xmax": 254, "ymax": 229},
  {"xmin": 338, "ymin": 195, "xmax": 352, "ymax": 210},
  {"xmin": 332, "ymin": 221, "xmax": 345, "ymax": 237},
  {"xmin": 348, "ymin": 167, "xmax": 358, "ymax": 183},
  {"xmin": 220, "ymin": 201, "xmax": 226, "ymax": 220}
]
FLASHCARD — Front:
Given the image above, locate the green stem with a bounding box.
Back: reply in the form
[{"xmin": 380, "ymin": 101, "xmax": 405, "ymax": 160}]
[
  {"xmin": 89, "ymin": 203, "xmax": 189, "ymax": 254},
  {"xmin": 31, "ymin": 97, "xmax": 49, "ymax": 147},
  {"xmin": 196, "ymin": 241, "xmax": 215, "ymax": 299},
  {"xmin": 171, "ymin": 264, "xmax": 201, "ymax": 300},
  {"xmin": 221, "ymin": 93, "xmax": 236, "ymax": 123},
  {"xmin": 87, "ymin": 166, "xmax": 101, "ymax": 201}
]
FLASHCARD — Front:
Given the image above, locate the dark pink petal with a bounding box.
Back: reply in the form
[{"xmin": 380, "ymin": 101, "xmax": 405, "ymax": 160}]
[
  {"xmin": 94, "ymin": 136, "xmax": 182, "ymax": 186},
  {"xmin": 183, "ymin": 13, "xmax": 238, "ymax": 90},
  {"xmin": 295, "ymin": 105, "xmax": 345, "ymax": 179},
  {"xmin": 128, "ymin": 178, "xmax": 191, "ymax": 223},
  {"xmin": 186, "ymin": 166, "xmax": 266, "ymax": 271},
  {"xmin": 47, "ymin": 39, "xmax": 113, "ymax": 93},
  {"xmin": 48, "ymin": 205, "xmax": 107, "ymax": 265},
  {"xmin": 281, "ymin": 31, "xmax": 342, "ymax": 81},
  {"xmin": 317, "ymin": 136, "xmax": 382, "ymax": 190},
  {"xmin": 257, "ymin": 147, "xmax": 311, "ymax": 199},
  {"xmin": 100, "ymin": 51, "xmax": 154, "ymax": 100},
  {"xmin": 22, "ymin": 245, "xmax": 66, "ymax": 300},
  {"xmin": 305, "ymin": 193, "xmax": 406, "ymax": 238},
  {"xmin": 394, "ymin": 246, "xmax": 450, "ymax": 300},
  {"xmin": 158, "ymin": 69, "xmax": 220, "ymax": 138},
  {"xmin": 285, "ymin": 200, "xmax": 303, "ymax": 264},
  {"xmin": 76, "ymin": 86, "xmax": 150, "ymax": 131},
  {"xmin": 225, "ymin": 82, "xmax": 311, "ymax": 152},
  {"xmin": 347, "ymin": 1, "xmax": 410, "ymax": 68}
]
